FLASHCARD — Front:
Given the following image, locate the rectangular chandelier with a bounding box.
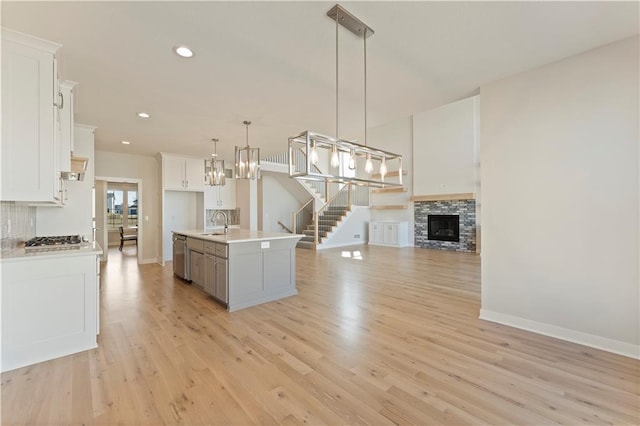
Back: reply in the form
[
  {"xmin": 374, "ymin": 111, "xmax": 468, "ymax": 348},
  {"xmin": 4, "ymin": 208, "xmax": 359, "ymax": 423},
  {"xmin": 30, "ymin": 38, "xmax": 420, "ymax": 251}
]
[
  {"xmin": 205, "ymin": 158, "xmax": 226, "ymax": 186},
  {"xmin": 235, "ymin": 120, "xmax": 260, "ymax": 180},
  {"xmin": 288, "ymin": 131, "xmax": 403, "ymax": 188},
  {"xmin": 287, "ymin": 5, "xmax": 403, "ymax": 189}
]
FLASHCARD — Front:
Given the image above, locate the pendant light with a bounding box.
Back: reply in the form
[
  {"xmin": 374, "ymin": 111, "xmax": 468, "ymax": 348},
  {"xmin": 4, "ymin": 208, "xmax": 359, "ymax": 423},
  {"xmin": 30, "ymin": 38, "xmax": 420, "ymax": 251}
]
[
  {"xmin": 205, "ymin": 138, "xmax": 225, "ymax": 186},
  {"xmin": 310, "ymin": 141, "xmax": 319, "ymax": 165},
  {"xmin": 330, "ymin": 145, "xmax": 340, "ymax": 168},
  {"xmin": 379, "ymin": 157, "xmax": 387, "ymax": 181},
  {"xmin": 235, "ymin": 120, "xmax": 260, "ymax": 179},
  {"xmin": 348, "ymin": 149, "xmax": 356, "ymax": 170}
]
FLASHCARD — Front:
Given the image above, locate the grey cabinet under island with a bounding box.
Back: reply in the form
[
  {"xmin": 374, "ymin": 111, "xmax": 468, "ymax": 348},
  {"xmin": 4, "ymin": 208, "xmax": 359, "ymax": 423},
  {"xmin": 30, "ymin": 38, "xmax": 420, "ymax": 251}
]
[{"xmin": 173, "ymin": 230, "xmax": 302, "ymax": 312}]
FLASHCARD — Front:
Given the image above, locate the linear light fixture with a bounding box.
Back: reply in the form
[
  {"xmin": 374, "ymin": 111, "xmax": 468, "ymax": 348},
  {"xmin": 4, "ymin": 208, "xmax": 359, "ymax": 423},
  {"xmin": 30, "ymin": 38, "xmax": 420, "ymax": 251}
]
[
  {"xmin": 288, "ymin": 4, "xmax": 402, "ymax": 188},
  {"xmin": 205, "ymin": 138, "xmax": 225, "ymax": 186},
  {"xmin": 288, "ymin": 130, "xmax": 402, "ymax": 187}
]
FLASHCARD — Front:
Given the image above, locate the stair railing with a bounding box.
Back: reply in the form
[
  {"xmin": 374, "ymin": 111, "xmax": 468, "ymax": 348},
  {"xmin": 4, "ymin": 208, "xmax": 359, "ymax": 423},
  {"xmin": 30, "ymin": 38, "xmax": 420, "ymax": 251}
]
[
  {"xmin": 309, "ymin": 183, "xmax": 371, "ymax": 244},
  {"xmin": 350, "ymin": 184, "xmax": 370, "ymax": 206},
  {"xmin": 292, "ymin": 198, "xmax": 314, "ymax": 236},
  {"xmin": 262, "ymin": 151, "xmax": 289, "ymax": 165},
  {"xmin": 294, "ymin": 147, "xmax": 328, "ymax": 200},
  {"xmin": 277, "ymin": 221, "xmax": 293, "ymax": 233},
  {"xmin": 312, "ymin": 184, "xmax": 350, "ymax": 244}
]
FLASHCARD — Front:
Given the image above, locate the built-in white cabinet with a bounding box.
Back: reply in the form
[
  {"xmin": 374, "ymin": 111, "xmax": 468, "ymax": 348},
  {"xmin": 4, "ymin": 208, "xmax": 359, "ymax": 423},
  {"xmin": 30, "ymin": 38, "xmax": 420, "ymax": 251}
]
[
  {"xmin": 1, "ymin": 29, "xmax": 61, "ymax": 202},
  {"xmin": 204, "ymin": 178, "xmax": 236, "ymax": 209},
  {"xmin": 56, "ymin": 80, "xmax": 77, "ymax": 173},
  {"xmin": 162, "ymin": 154, "xmax": 206, "ymax": 192},
  {"xmin": 1, "ymin": 251, "xmax": 100, "ymax": 372},
  {"xmin": 369, "ymin": 221, "xmax": 409, "ymax": 247}
]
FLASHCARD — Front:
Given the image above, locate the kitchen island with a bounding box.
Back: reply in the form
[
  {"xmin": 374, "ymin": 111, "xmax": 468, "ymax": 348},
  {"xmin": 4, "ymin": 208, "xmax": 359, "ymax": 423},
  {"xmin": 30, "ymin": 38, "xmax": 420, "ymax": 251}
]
[{"xmin": 173, "ymin": 229, "xmax": 303, "ymax": 312}]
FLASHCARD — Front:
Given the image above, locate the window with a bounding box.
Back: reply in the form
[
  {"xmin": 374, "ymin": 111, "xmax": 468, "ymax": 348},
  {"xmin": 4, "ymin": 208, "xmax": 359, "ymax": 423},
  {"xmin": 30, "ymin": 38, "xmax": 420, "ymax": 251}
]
[{"xmin": 106, "ymin": 183, "xmax": 138, "ymax": 230}]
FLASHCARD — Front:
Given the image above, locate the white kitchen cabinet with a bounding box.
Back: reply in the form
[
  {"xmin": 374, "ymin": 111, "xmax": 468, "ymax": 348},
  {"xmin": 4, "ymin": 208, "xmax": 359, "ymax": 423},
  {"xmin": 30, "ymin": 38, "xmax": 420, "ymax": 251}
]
[
  {"xmin": 1, "ymin": 250, "xmax": 100, "ymax": 372},
  {"xmin": 1, "ymin": 29, "xmax": 61, "ymax": 202},
  {"xmin": 162, "ymin": 154, "xmax": 206, "ymax": 192},
  {"xmin": 56, "ymin": 80, "xmax": 77, "ymax": 173},
  {"xmin": 204, "ymin": 178, "xmax": 236, "ymax": 209},
  {"xmin": 369, "ymin": 221, "xmax": 409, "ymax": 247},
  {"xmin": 369, "ymin": 222, "xmax": 385, "ymax": 244}
]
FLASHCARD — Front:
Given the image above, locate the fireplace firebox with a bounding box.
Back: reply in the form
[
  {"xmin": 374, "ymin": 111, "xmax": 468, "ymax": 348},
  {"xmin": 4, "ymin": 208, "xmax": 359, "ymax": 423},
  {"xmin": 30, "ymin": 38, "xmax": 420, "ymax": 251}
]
[{"xmin": 428, "ymin": 215, "xmax": 460, "ymax": 242}]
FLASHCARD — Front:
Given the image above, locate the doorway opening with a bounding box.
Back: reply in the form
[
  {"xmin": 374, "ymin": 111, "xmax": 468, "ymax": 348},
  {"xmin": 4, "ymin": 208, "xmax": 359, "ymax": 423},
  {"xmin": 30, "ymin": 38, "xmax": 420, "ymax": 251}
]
[{"xmin": 95, "ymin": 177, "xmax": 142, "ymax": 264}]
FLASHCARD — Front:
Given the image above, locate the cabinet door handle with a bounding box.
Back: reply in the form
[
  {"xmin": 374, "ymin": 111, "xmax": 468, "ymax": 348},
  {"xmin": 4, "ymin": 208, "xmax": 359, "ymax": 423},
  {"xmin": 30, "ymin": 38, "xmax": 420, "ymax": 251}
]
[
  {"xmin": 185, "ymin": 180, "xmax": 189, "ymax": 188},
  {"xmin": 54, "ymin": 92, "xmax": 64, "ymax": 109}
]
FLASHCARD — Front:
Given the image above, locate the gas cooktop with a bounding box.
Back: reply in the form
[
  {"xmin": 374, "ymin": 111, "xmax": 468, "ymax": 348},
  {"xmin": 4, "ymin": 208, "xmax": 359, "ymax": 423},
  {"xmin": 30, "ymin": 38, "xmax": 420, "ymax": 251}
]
[{"xmin": 25, "ymin": 235, "xmax": 83, "ymax": 252}]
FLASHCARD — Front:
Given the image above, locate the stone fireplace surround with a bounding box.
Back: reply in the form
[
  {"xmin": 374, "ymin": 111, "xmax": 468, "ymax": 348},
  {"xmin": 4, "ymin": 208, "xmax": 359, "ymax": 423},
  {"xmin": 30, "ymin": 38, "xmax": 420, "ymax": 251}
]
[{"xmin": 414, "ymin": 196, "xmax": 476, "ymax": 252}]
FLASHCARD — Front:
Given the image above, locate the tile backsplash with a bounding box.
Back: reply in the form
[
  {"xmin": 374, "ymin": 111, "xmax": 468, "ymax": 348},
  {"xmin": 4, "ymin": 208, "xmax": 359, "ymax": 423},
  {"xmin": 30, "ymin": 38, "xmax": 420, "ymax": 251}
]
[
  {"xmin": 0, "ymin": 202, "xmax": 36, "ymax": 242},
  {"xmin": 206, "ymin": 208, "xmax": 240, "ymax": 227}
]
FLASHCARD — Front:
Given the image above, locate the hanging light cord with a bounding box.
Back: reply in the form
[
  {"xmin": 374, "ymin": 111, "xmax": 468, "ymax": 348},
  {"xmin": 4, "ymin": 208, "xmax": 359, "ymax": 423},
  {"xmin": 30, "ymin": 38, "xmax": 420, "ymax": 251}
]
[
  {"xmin": 244, "ymin": 120, "xmax": 251, "ymax": 147},
  {"xmin": 364, "ymin": 28, "xmax": 367, "ymax": 147},
  {"xmin": 335, "ymin": 9, "xmax": 339, "ymax": 140}
]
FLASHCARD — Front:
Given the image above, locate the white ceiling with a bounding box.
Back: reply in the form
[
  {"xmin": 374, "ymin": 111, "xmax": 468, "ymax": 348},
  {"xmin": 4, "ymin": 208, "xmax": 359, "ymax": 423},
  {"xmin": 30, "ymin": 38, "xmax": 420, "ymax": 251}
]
[{"xmin": 2, "ymin": 1, "xmax": 638, "ymax": 161}]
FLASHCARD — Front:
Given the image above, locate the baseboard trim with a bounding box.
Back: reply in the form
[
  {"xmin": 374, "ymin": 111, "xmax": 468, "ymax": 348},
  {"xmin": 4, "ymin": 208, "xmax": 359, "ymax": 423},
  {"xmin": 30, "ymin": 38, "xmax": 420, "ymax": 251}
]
[
  {"xmin": 140, "ymin": 258, "xmax": 157, "ymax": 265},
  {"xmin": 317, "ymin": 240, "xmax": 368, "ymax": 250},
  {"xmin": 479, "ymin": 309, "xmax": 639, "ymax": 360}
]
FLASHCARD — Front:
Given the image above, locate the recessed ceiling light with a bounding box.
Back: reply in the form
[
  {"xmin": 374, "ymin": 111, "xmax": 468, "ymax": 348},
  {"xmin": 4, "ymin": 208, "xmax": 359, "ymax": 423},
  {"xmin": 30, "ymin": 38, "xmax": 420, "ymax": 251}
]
[
  {"xmin": 137, "ymin": 112, "xmax": 150, "ymax": 118},
  {"xmin": 174, "ymin": 45, "xmax": 194, "ymax": 58},
  {"xmin": 121, "ymin": 141, "xmax": 131, "ymax": 145}
]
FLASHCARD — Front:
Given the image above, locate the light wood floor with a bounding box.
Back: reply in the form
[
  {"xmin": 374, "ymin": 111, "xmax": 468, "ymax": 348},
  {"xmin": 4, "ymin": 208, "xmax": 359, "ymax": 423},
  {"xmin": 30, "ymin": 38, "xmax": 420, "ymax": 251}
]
[{"xmin": 2, "ymin": 245, "xmax": 638, "ymax": 425}]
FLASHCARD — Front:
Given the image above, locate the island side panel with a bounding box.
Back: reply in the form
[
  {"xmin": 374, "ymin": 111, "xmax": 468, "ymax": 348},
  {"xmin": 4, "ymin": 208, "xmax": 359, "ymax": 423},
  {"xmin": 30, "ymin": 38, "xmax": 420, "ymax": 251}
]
[{"xmin": 227, "ymin": 238, "xmax": 298, "ymax": 312}]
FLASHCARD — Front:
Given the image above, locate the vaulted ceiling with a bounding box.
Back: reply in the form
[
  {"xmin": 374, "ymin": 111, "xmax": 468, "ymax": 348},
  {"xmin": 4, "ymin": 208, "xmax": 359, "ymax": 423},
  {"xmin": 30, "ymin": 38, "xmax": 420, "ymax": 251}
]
[{"xmin": 3, "ymin": 1, "xmax": 638, "ymax": 160}]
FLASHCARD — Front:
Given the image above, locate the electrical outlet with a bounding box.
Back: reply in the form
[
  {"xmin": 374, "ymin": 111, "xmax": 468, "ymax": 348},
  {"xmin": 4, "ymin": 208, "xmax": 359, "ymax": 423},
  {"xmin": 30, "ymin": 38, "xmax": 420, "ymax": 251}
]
[{"xmin": 353, "ymin": 233, "xmax": 360, "ymax": 239}]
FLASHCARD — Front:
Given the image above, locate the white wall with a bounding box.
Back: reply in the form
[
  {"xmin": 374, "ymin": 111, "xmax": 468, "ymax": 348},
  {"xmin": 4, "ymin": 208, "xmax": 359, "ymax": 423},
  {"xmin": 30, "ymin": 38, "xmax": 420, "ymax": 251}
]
[
  {"xmin": 367, "ymin": 115, "xmax": 414, "ymax": 245},
  {"xmin": 94, "ymin": 150, "xmax": 159, "ymax": 264},
  {"xmin": 162, "ymin": 191, "xmax": 199, "ymax": 262},
  {"xmin": 480, "ymin": 36, "xmax": 639, "ymax": 358},
  {"xmin": 413, "ymin": 96, "xmax": 479, "ymax": 196},
  {"xmin": 37, "ymin": 125, "xmax": 95, "ymax": 240},
  {"xmin": 236, "ymin": 179, "xmax": 258, "ymax": 230},
  {"xmin": 94, "ymin": 179, "xmax": 107, "ymax": 261},
  {"xmin": 260, "ymin": 175, "xmax": 300, "ymax": 232}
]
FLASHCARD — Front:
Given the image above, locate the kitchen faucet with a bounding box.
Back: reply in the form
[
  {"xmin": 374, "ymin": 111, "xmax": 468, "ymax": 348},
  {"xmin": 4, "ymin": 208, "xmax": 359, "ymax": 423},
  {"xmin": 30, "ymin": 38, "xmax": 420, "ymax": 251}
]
[{"xmin": 212, "ymin": 210, "xmax": 229, "ymax": 234}]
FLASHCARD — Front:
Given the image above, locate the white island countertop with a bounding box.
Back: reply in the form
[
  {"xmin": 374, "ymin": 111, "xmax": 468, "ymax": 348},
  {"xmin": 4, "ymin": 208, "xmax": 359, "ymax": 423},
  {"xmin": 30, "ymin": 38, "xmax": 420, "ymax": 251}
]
[
  {"xmin": 0, "ymin": 242, "xmax": 103, "ymax": 263},
  {"xmin": 173, "ymin": 229, "xmax": 303, "ymax": 244}
]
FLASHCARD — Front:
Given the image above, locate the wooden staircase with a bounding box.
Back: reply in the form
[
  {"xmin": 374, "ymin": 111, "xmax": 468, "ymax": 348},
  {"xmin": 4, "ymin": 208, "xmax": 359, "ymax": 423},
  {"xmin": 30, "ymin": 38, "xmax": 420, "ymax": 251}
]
[{"xmin": 297, "ymin": 206, "xmax": 350, "ymax": 249}]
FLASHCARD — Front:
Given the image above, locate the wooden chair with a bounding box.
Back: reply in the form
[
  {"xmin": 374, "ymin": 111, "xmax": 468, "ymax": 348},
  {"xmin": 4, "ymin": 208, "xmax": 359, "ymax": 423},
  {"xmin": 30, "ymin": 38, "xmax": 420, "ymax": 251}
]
[{"xmin": 119, "ymin": 226, "xmax": 137, "ymax": 251}]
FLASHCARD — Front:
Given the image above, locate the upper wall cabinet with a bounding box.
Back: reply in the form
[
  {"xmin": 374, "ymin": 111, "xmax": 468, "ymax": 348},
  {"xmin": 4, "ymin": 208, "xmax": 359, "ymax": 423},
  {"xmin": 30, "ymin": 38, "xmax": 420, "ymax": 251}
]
[
  {"xmin": 56, "ymin": 80, "xmax": 78, "ymax": 173},
  {"xmin": 1, "ymin": 29, "xmax": 62, "ymax": 202},
  {"xmin": 204, "ymin": 177, "xmax": 236, "ymax": 210},
  {"xmin": 161, "ymin": 153, "xmax": 206, "ymax": 192}
]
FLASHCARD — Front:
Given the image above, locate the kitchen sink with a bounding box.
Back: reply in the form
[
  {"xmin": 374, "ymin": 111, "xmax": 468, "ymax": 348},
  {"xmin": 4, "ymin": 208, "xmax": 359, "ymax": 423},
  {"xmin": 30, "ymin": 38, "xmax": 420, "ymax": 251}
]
[{"xmin": 201, "ymin": 232, "xmax": 226, "ymax": 236}]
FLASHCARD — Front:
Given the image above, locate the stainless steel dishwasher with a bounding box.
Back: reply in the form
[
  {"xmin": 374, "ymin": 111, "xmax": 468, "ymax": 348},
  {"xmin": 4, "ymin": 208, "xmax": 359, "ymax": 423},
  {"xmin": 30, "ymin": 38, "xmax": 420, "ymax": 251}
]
[{"xmin": 172, "ymin": 234, "xmax": 190, "ymax": 281}]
